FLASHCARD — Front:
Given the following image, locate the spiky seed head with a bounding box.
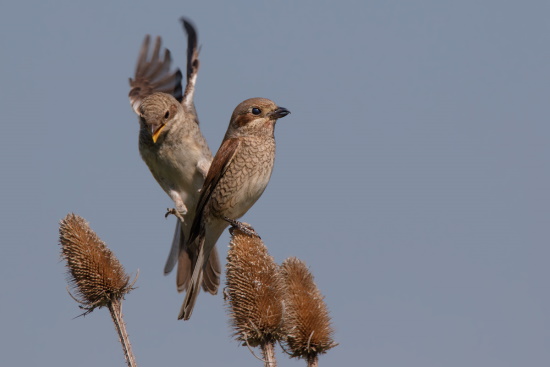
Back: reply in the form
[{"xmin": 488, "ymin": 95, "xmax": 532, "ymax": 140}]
[
  {"xmin": 225, "ymin": 228, "xmax": 284, "ymax": 347},
  {"xmin": 59, "ymin": 213, "xmax": 132, "ymax": 313},
  {"xmin": 280, "ymin": 257, "xmax": 337, "ymax": 359}
]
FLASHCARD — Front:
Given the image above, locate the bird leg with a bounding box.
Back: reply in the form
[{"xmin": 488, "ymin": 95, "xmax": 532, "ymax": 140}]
[
  {"xmin": 165, "ymin": 193, "xmax": 188, "ymax": 223},
  {"xmin": 165, "ymin": 208, "xmax": 185, "ymax": 223},
  {"xmin": 224, "ymin": 217, "xmax": 260, "ymax": 238}
]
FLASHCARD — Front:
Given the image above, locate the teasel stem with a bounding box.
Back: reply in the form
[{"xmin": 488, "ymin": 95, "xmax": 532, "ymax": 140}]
[
  {"xmin": 108, "ymin": 299, "xmax": 137, "ymax": 367},
  {"xmin": 261, "ymin": 340, "xmax": 277, "ymax": 366},
  {"xmin": 306, "ymin": 354, "xmax": 319, "ymax": 367}
]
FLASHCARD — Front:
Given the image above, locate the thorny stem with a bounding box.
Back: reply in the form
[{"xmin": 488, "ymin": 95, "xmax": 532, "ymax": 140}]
[
  {"xmin": 108, "ymin": 299, "xmax": 137, "ymax": 367},
  {"xmin": 261, "ymin": 341, "xmax": 277, "ymax": 367},
  {"xmin": 307, "ymin": 354, "xmax": 319, "ymax": 367}
]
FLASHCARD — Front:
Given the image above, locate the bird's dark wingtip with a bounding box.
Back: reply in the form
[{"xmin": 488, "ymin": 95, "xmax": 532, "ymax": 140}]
[{"xmin": 180, "ymin": 17, "xmax": 197, "ymax": 38}]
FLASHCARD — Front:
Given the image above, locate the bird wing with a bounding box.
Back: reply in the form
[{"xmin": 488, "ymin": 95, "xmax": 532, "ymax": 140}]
[
  {"xmin": 128, "ymin": 35, "xmax": 183, "ymax": 115},
  {"xmin": 180, "ymin": 18, "xmax": 200, "ymax": 114},
  {"xmin": 188, "ymin": 138, "xmax": 241, "ymax": 245}
]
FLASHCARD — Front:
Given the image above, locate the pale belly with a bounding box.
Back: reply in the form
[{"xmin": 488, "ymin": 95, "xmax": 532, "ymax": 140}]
[{"xmin": 224, "ymin": 169, "xmax": 272, "ymax": 220}]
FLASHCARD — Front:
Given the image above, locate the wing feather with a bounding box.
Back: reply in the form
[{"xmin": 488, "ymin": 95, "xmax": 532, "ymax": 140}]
[
  {"xmin": 188, "ymin": 138, "xmax": 241, "ymax": 245},
  {"xmin": 180, "ymin": 18, "xmax": 200, "ymax": 112},
  {"xmin": 128, "ymin": 36, "xmax": 183, "ymax": 114}
]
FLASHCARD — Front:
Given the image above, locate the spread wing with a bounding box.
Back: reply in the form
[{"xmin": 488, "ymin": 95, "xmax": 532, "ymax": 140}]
[
  {"xmin": 180, "ymin": 17, "xmax": 200, "ymax": 113},
  {"xmin": 188, "ymin": 138, "xmax": 241, "ymax": 245},
  {"xmin": 128, "ymin": 35, "xmax": 183, "ymax": 114}
]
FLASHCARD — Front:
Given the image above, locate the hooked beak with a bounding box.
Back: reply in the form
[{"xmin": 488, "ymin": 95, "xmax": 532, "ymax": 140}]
[
  {"xmin": 269, "ymin": 107, "xmax": 290, "ymax": 119},
  {"xmin": 151, "ymin": 123, "xmax": 166, "ymax": 143}
]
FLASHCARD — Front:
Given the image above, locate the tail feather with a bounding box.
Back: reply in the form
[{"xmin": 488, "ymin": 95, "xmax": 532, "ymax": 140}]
[
  {"xmin": 202, "ymin": 247, "xmax": 221, "ymax": 294},
  {"xmin": 178, "ymin": 272, "xmax": 203, "ymax": 320},
  {"xmin": 163, "ymin": 220, "xmax": 182, "ymax": 275},
  {"xmin": 176, "ymin": 250, "xmax": 192, "ymax": 292},
  {"xmin": 170, "ymin": 218, "xmax": 220, "ymax": 293},
  {"xmin": 179, "ymin": 235, "xmax": 206, "ymax": 320}
]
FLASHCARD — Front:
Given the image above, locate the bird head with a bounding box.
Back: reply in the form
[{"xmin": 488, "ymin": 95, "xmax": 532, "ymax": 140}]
[
  {"xmin": 139, "ymin": 92, "xmax": 182, "ymax": 143},
  {"xmin": 226, "ymin": 98, "xmax": 290, "ymax": 139}
]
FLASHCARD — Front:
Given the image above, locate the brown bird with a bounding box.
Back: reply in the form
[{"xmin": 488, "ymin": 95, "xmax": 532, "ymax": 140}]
[
  {"xmin": 128, "ymin": 18, "xmax": 221, "ymax": 299},
  {"xmin": 179, "ymin": 97, "xmax": 290, "ymax": 320}
]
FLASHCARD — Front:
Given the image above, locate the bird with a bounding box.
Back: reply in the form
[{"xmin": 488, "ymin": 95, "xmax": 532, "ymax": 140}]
[
  {"xmin": 128, "ymin": 18, "xmax": 221, "ymax": 301},
  {"xmin": 179, "ymin": 97, "xmax": 290, "ymax": 320}
]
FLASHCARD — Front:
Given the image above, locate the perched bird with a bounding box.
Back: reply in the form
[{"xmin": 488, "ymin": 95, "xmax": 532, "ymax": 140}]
[
  {"xmin": 179, "ymin": 98, "xmax": 290, "ymax": 320},
  {"xmin": 128, "ymin": 18, "xmax": 221, "ymax": 299}
]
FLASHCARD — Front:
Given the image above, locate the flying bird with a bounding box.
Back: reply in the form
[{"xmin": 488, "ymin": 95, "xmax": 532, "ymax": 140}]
[
  {"xmin": 179, "ymin": 97, "xmax": 290, "ymax": 320},
  {"xmin": 128, "ymin": 18, "xmax": 221, "ymax": 300}
]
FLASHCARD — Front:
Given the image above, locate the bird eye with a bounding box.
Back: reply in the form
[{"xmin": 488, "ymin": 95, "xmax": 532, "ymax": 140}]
[
  {"xmin": 164, "ymin": 111, "xmax": 170, "ymax": 119},
  {"xmin": 251, "ymin": 108, "xmax": 261, "ymax": 115}
]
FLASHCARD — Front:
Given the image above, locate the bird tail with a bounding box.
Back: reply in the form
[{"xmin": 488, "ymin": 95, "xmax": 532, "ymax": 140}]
[
  {"xmin": 166, "ymin": 220, "xmax": 221, "ymax": 295},
  {"xmin": 175, "ymin": 242, "xmax": 220, "ymax": 294},
  {"xmin": 202, "ymin": 246, "xmax": 221, "ymax": 294},
  {"xmin": 178, "ymin": 234, "xmax": 207, "ymax": 320},
  {"xmin": 163, "ymin": 221, "xmax": 182, "ymax": 275}
]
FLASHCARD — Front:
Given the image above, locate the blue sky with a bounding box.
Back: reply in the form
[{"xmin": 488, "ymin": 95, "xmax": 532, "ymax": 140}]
[{"xmin": 1, "ymin": 1, "xmax": 549, "ymax": 366}]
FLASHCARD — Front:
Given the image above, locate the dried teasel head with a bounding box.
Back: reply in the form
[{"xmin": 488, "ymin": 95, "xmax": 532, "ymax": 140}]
[
  {"xmin": 59, "ymin": 213, "xmax": 134, "ymax": 314},
  {"xmin": 225, "ymin": 227, "xmax": 284, "ymax": 347},
  {"xmin": 280, "ymin": 257, "xmax": 337, "ymax": 359}
]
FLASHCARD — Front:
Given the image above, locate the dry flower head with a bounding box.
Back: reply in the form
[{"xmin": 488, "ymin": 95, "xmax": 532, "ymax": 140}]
[
  {"xmin": 280, "ymin": 257, "xmax": 337, "ymax": 359},
  {"xmin": 225, "ymin": 228, "xmax": 284, "ymax": 347},
  {"xmin": 59, "ymin": 213, "xmax": 133, "ymax": 313}
]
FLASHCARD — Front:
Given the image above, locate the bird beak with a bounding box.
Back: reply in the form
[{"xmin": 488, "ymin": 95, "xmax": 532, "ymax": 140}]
[
  {"xmin": 270, "ymin": 107, "xmax": 291, "ymax": 119},
  {"xmin": 151, "ymin": 123, "xmax": 166, "ymax": 143}
]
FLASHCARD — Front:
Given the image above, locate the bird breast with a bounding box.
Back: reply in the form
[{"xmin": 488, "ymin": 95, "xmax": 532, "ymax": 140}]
[{"xmin": 212, "ymin": 137, "xmax": 275, "ymax": 219}]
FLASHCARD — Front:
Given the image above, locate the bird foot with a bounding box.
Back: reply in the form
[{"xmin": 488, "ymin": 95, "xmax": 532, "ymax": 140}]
[
  {"xmin": 165, "ymin": 208, "xmax": 185, "ymax": 223},
  {"xmin": 224, "ymin": 217, "xmax": 260, "ymax": 238}
]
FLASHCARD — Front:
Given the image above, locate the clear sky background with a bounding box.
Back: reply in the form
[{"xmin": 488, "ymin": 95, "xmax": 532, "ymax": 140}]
[{"xmin": 1, "ymin": 1, "xmax": 549, "ymax": 366}]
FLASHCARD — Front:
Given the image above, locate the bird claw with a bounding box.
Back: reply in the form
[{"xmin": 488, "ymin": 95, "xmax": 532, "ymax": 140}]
[
  {"xmin": 224, "ymin": 217, "xmax": 260, "ymax": 238},
  {"xmin": 165, "ymin": 208, "xmax": 185, "ymax": 223}
]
